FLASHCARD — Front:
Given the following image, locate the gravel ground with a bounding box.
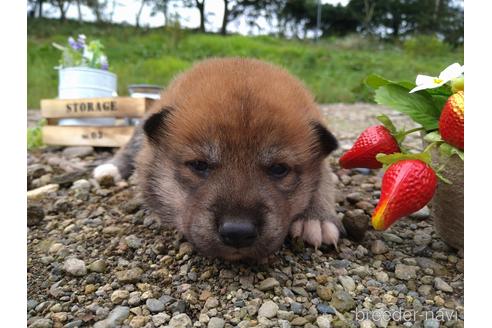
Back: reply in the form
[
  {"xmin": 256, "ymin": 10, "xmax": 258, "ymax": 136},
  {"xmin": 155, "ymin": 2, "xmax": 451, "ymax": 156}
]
[{"xmin": 27, "ymin": 104, "xmax": 464, "ymax": 328}]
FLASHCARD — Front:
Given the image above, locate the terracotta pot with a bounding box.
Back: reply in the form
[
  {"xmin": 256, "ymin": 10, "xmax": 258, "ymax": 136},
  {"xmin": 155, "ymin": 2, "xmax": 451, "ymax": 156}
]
[{"xmin": 429, "ymin": 147, "xmax": 464, "ymax": 249}]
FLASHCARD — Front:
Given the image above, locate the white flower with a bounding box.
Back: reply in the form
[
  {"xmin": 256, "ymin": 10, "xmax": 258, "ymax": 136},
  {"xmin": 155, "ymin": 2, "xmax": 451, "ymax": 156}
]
[
  {"xmin": 409, "ymin": 63, "xmax": 464, "ymax": 93},
  {"xmin": 78, "ymin": 34, "xmax": 86, "ymax": 44},
  {"xmin": 83, "ymin": 48, "xmax": 94, "ymax": 62}
]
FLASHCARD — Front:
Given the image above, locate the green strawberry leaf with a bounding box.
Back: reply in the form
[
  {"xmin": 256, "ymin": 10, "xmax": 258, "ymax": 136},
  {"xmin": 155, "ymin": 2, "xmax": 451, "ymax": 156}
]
[
  {"xmin": 440, "ymin": 143, "xmax": 464, "ymax": 161},
  {"xmin": 374, "ymin": 84, "xmax": 440, "ymax": 131},
  {"xmin": 396, "ymin": 81, "xmax": 416, "ymax": 90},
  {"xmin": 423, "ymin": 131, "xmax": 443, "ymax": 143},
  {"xmin": 365, "ymin": 74, "xmax": 392, "ymax": 89},
  {"xmin": 431, "ymin": 94, "xmax": 448, "ymax": 112},
  {"xmin": 365, "ymin": 74, "xmax": 416, "ymax": 91},
  {"xmin": 425, "ymin": 84, "xmax": 453, "ymax": 97},
  {"xmin": 376, "ymin": 152, "xmax": 432, "ymax": 166},
  {"xmin": 376, "ymin": 114, "xmax": 397, "ymax": 134}
]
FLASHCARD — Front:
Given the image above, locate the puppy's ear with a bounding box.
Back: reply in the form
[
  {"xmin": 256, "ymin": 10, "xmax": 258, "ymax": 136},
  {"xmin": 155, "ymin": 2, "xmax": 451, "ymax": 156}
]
[
  {"xmin": 311, "ymin": 122, "xmax": 338, "ymax": 156},
  {"xmin": 143, "ymin": 107, "xmax": 172, "ymax": 143}
]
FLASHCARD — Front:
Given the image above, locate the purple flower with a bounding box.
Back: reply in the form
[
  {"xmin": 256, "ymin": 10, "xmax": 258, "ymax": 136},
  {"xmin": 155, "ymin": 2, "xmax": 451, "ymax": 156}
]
[
  {"xmin": 68, "ymin": 37, "xmax": 81, "ymax": 50},
  {"xmin": 100, "ymin": 55, "xmax": 109, "ymax": 70},
  {"xmin": 77, "ymin": 34, "xmax": 86, "ymax": 49}
]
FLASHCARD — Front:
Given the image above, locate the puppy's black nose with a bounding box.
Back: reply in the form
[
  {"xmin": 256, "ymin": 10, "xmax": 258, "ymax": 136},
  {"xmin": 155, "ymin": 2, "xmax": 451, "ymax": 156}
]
[{"xmin": 219, "ymin": 221, "xmax": 257, "ymax": 248}]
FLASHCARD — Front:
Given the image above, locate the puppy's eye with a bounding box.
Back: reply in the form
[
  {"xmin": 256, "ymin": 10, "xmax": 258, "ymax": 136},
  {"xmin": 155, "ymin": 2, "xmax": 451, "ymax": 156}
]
[
  {"xmin": 186, "ymin": 160, "xmax": 210, "ymax": 176},
  {"xmin": 267, "ymin": 163, "xmax": 290, "ymax": 179}
]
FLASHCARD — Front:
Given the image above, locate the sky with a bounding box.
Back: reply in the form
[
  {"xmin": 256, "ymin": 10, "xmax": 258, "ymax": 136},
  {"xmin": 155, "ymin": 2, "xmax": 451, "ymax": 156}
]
[{"xmin": 35, "ymin": 0, "xmax": 349, "ymax": 35}]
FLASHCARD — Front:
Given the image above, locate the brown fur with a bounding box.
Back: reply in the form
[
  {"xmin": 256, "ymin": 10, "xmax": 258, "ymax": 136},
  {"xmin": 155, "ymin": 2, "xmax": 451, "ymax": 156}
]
[{"xmin": 127, "ymin": 58, "xmax": 342, "ymax": 260}]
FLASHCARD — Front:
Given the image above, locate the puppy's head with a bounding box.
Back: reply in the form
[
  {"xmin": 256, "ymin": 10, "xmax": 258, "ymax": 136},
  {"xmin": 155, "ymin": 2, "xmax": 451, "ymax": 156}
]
[{"xmin": 136, "ymin": 58, "xmax": 337, "ymax": 260}]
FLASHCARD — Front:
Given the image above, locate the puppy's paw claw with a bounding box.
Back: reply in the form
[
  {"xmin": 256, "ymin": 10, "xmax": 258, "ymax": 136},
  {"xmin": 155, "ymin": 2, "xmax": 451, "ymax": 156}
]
[
  {"xmin": 322, "ymin": 221, "xmax": 340, "ymax": 251},
  {"xmin": 303, "ymin": 220, "xmax": 323, "ymax": 250},
  {"xmin": 289, "ymin": 220, "xmax": 304, "ymax": 239},
  {"xmin": 290, "ymin": 218, "xmax": 340, "ymax": 250},
  {"xmin": 93, "ymin": 163, "xmax": 122, "ymax": 183}
]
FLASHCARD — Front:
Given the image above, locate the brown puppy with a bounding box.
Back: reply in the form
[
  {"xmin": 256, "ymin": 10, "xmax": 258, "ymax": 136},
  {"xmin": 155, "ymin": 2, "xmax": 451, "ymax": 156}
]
[{"xmin": 94, "ymin": 58, "xmax": 343, "ymax": 261}]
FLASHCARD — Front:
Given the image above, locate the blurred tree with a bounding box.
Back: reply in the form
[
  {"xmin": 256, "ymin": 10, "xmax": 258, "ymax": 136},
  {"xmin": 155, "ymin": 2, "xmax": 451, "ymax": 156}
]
[
  {"xmin": 438, "ymin": 1, "xmax": 463, "ymax": 45},
  {"xmin": 28, "ymin": 0, "xmax": 45, "ymax": 18},
  {"xmin": 196, "ymin": 0, "xmax": 206, "ymax": 32},
  {"xmin": 222, "ymin": 0, "xmax": 229, "ymax": 35},
  {"xmin": 318, "ymin": 3, "xmax": 359, "ymax": 36},
  {"xmin": 85, "ymin": 0, "xmax": 108, "ymax": 22},
  {"xmin": 276, "ymin": 0, "xmax": 314, "ymax": 38},
  {"xmin": 183, "ymin": 0, "xmax": 206, "ymax": 32},
  {"xmin": 345, "ymin": 0, "xmax": 376, "ymax": 34},
  {"xmin": 221, "ymin": 0, "xmax": 276, "ymax": 36},
  {"xmin": 50, "ymin": 0, "xmax": 71, "ymax": 21},
  {"xmin": 278, "ymin": 1, "xmax": 358, "ymax": 39},
  {"xmin": 356, "ymin": 0, "xmax": 463, "ymax": 44},
  {"xmin": 107, "ymin": 0, "xmax": 120, "ymax": 22},
  {"xmin": 27, "ymin": 0, "xmax": 36, "ymax": 18},
  {"xmin": 412, "ymin": 0, "xmax": 464, "ymax": 45},
  {"xmin": 136, "ymin": 0, "xmax": 148, "ymax": 27},
  {"xmin": 150, "ymin": 0, "xmax": 173, "ymax": 26},
  {"xmin": 75, "ymin": 0, "xmax": 83, "ymax": 22}
]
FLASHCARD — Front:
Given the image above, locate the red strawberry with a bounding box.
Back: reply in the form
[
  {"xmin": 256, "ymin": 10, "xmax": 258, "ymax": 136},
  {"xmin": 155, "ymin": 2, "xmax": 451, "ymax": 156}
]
[
  {"xmin": 339, "ymin": 125, "xmax": 400, "ymax": 169},
  {"xmin": 439, "ymin": 91, "xmax": 464, "ymax": 150},
  {"xmin": 372, "ymin": 160, "xmax": 437, "ymax": 230}
]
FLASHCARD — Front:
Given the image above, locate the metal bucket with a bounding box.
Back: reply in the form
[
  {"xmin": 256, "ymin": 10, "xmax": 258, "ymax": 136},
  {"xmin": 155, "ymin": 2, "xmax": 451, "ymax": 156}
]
[
  {"xmin": 58, "ymin": 67, "xmax": 118, "ymax": 126},
  {"xmin": 127, "ymin": 84, "xmax": 163, "ymax": 126}
]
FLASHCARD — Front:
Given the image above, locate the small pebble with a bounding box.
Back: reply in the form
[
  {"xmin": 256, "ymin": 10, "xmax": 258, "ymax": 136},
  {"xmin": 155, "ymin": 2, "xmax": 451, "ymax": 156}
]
[
  {"xmin": 111, "ymin": 290, "xmax": 129, "ymax": 304},
  {"xmin": 27, "ymin": 204, "xmax": 45, "ymax": 226},
  {"xmin": 62, "ymin": 146, "xmax": 94, "ymax": 158},
  {"xmin": 258, "ymin": 300, "xmax": 279, "ymax": 318},
  {"xmin": 338, "ymin": 275, "xmax": 356, "ymax": 292},
  {"xmin": 27, "ymin": 184, "xmax": 59, "ymax": 200},
  {"xmin": 146, "ymin": 298, "xmax": 165, "ymax": 312},
  {"xmin": 317, "ymin": 304, "xmax": 336, "ymax": 315},
  {"xmin": 316, "ymin": 315, "xmax": 332, "ymax": 328},
  {"xmin": 423, "ymin": 318, "xmax": 440, "ymax": 328},
  {"xmin": 169, "ymin": 313, "xmax": 192, "ymax": 328},
  {"xmin": 94, "ymin": 306, "xmax": 130, "ymax": 328},
  {"xmin": 29, "ymin": 318, "xmax": 53, "ymax": 328},
  {"xmin": 381, "ymin": 232, "xmax": 403, "ymax": 243},
  {"xmin": 316, "ymin": 285, "xmax": 332, "ymax": 301},
  {"xmin": 125, "ymin": 235, "xmax": 142, "ymax": 249},
  {"xmin": 88, "ymin": 259, "xmax": 107, "ymax": 273},
  {"xmin": 410, "ymin": 206, "xmax": 430, "ymax": 219},
  {"xmin": 258, "ymin": 277, "xmax": 280, "ymax": 291},
  {"xmin": 152, "ymin": 313, "xmax": 171, "ymax": 325},
  {"xmin": 395, "ymin": 264, "xmax": 418, "ymax": 280},
  {"xmin": 371, "ymin": 240, "xmax": 388, "ymax": 255},
  {"xmin": 208, "ymin": 317, "xmax": 225, "ymax": 328},
  {"xmin": 434, "ymin": 277, "xmax": 454, "ymax": 292},
  {"xmin": 115, "ymin": 267, "xmax": 143, "ymax": 283},
  {"xmin": 63, "ymin": 258, "xmax": 86, "ymax": 276},
  {"xmin": 330, "ymin": 291, "xmax": 355, "ymax": 312}
]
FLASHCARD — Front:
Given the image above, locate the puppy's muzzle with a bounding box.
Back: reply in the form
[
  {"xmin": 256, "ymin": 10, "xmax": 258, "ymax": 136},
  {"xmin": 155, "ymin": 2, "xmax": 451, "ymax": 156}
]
[{"xmin": 219, "ymin": 221, "xmax": 258, "ymax": 248}]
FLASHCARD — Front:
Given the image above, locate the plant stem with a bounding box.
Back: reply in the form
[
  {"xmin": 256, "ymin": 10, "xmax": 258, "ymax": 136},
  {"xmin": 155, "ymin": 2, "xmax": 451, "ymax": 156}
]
[
  {"xmin": 403, "ymin": 127, "xmax": 425, "ymax": 136},
  {"xmin": 436, "ymin": 155, "xmax": 453, "ymax": 173},
  {"xmin": 423, "ymin": 141, "xmax": 441, "ymax": 153}
]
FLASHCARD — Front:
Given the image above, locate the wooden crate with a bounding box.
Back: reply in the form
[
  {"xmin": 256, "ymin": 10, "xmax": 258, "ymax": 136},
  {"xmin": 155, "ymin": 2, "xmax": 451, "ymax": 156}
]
[{"xmin": 41, "ymin": 97, "xmax": 154, "ymax": 147}]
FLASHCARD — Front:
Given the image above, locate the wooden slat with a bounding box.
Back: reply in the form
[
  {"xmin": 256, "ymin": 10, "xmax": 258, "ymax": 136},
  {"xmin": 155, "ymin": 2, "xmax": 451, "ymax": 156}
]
[
  {"xmin": 41, "ymin": 97, "xmax": 154, "ymax": 118},
  {"xmin": 42, "ymin": 126, "xmax": 135, "ymax": 147}
]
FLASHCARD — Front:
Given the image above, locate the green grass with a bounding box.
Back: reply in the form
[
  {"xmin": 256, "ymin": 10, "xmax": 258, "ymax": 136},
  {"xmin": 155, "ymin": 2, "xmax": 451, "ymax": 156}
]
[
  {"xmin": 27, "ymin": 18, "xmax": 464, "ymax": 108},
  {"xmin": 27, "ymin": 119, "xmax": 46, "ymax": 150}
]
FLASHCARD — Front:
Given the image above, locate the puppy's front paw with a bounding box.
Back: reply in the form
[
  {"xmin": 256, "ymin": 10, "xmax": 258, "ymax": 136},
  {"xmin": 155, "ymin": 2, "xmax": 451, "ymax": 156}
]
[
  {"xmin": 93, "ymin": 163, "xmax": 122, "ymax": 183},
  {"xmin": 290, "ymin": 218, "xmax": 341, "ymax": 250}
]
